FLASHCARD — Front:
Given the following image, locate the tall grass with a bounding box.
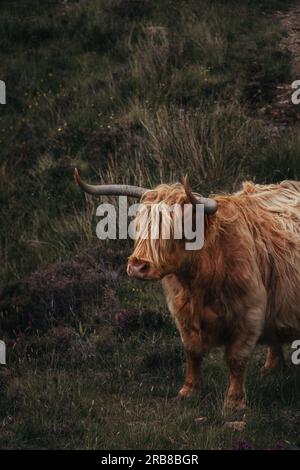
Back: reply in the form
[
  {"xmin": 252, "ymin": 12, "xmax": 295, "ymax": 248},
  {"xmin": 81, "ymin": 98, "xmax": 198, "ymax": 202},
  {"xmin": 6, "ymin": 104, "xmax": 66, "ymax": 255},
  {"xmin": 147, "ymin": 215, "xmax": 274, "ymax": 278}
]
[{"xmin": 0, "ymin": 0, "xmax": 294, "ymax": 282}]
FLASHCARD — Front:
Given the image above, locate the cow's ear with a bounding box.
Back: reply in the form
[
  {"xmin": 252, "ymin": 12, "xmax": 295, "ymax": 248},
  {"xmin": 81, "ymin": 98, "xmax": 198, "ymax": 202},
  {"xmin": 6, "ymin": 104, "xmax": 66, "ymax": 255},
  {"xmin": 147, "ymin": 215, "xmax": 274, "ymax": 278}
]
[{"xmin": 183, "ymin": 175, "xmax": 218, "ymax": 215}]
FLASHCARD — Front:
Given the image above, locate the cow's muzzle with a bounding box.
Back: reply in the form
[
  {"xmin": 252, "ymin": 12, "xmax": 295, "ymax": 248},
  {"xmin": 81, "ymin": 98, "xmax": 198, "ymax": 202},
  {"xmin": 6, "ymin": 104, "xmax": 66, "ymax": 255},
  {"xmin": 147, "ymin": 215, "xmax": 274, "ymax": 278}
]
[{"xmin": 127, "ymin": 258, "xmax": 160, "ymax": 280}]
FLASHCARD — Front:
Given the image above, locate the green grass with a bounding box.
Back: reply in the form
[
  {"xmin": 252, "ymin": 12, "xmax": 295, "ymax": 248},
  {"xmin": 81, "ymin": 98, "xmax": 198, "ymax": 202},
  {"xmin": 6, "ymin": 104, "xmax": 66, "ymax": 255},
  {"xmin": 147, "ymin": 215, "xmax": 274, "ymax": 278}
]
[
  {"xmin": 0, "ymin": 0, "xmax": 294, "ymax": 282},
  {"xmin": 0, "ymin": 0, "xmax": 300, "ymax": 450},
  {"xmin": 1, "ymin": 319, "xmax": 300, "ymax": 449}
]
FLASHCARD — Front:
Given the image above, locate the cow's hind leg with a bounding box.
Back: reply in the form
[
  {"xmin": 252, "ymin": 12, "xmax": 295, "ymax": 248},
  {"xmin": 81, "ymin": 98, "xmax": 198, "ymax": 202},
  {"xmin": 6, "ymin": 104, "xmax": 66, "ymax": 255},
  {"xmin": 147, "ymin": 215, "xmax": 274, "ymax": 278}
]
[{"xmin": 261, "ymin": 345, "xmax": 284, "ymax": 376}]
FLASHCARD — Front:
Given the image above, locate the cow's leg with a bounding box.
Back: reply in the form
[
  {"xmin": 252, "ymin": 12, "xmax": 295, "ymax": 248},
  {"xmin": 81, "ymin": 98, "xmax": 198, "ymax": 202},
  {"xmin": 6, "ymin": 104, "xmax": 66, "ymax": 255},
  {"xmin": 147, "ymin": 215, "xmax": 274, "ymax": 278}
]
[
  {"xmin": 225, "ymin": 329, "xmax": 262, "ymax": 411},
  {"xmin": 162, "ymin": 275, "xmax": 203, "ymax": 398},
  {"xmin": 177, "ymin": 304, "xmax": 222, "ymax": 397},
  {"xmin": 177, "ymin": 330, "xmax": 202, "ymax": 398},
  {"xmin": 261, "ymin": 345, "xmax": 284, "ymax": 376},
  {"xmin": 223, "ymin": 283, "xmax": 266, "ymax": 411},
  {"xmin": 178, "ymin": 354, "xmax": 202, "ymax": 398},
  {"xmin": 224, "ymin": 353, "xmax": 248, "ymax": 411}
]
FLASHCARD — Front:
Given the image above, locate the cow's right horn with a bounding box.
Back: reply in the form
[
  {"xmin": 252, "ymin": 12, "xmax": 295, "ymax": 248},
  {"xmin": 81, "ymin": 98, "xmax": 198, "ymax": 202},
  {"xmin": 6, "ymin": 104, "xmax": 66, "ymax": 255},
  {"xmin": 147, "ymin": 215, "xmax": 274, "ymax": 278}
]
[
  {"xmin": 74, "ymin": 168, "xmax": 148, "ymax": 199},
  {"xmin": 183, "ymin": 175, "xmax": 218, "ymax": 215}
]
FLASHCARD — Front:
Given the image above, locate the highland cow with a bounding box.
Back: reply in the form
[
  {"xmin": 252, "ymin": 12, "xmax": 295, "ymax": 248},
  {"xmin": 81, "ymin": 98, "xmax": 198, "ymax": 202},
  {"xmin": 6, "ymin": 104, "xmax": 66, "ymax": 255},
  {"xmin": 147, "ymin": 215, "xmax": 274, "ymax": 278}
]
[{"xmin": 75, "ymin": 168, "xmax": 300, "ymax": 410}]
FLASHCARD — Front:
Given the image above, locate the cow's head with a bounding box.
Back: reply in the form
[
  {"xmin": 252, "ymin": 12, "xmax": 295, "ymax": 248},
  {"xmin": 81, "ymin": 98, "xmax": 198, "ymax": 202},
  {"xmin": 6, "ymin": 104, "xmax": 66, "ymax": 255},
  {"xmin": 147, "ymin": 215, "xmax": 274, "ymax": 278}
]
[{"xmin": 74, "ymin": 169, "xmax": 218, "ymax": 280}]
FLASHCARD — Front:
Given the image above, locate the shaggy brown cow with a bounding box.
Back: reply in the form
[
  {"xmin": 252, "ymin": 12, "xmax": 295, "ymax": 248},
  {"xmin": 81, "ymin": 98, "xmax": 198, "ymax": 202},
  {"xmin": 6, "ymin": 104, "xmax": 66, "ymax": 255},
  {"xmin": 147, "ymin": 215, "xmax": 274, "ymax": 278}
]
[{"xmin": 75, "ymin": 168, "xmax": 300, "ymax": 410}]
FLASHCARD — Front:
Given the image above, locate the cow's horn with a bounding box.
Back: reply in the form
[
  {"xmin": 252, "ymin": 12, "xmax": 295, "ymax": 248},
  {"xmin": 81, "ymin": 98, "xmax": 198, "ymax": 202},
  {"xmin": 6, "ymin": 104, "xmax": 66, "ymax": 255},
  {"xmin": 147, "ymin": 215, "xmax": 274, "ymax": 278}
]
[
  {"xmin": 183, "ymin": 175, "xmax": 218, "ymax": 215},
  {"xmin": 74, "ymin": 168, "xmax": 148, "ymax": 198}
]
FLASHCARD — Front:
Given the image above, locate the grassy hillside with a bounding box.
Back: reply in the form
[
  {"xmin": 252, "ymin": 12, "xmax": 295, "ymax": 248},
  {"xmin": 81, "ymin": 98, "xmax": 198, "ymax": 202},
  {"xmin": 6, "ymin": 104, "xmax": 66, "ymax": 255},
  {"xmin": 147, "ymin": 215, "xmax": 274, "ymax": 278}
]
[
  {"xmin": 0, "ymin": 0, "xmax": 300, "ymax": 450},
  {"xmin": 1, "ymin": 0, "xmax": 299, "ymax": 283}
]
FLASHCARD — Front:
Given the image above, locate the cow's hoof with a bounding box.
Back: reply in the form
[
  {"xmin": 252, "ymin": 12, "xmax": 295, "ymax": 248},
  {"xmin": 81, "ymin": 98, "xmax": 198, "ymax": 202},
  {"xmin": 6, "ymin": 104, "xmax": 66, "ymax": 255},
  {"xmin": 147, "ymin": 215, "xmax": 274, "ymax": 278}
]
[
  {"xmin": 178, "ymin": 385, "xmax": 193, "ymax": 398},
  {"xmin": 178, "ymin": 385, "xmax": 200, "ymax": 399},
  {"xmin": 178, "ymin": 385, "xmax": 199, "ymax": 398}
]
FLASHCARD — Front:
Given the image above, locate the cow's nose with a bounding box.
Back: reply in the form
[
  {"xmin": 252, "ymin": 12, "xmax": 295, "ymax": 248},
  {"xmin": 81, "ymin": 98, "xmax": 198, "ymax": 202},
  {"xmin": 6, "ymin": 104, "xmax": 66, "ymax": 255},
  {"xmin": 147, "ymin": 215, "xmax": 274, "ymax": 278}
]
[{"xmin": 127, "ymin": 261, "xmax": 149, "ymax": 278}]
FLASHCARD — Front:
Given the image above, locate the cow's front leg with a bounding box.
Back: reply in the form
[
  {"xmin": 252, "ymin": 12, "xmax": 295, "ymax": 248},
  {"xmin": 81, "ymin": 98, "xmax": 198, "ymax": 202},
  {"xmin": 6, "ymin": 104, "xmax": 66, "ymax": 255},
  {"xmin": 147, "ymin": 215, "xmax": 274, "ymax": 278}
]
[
  {"xmin": 175, "ymin": 313, "xmax": 203, "ymax": 398},
  {"xmin": 224, "ymin": 285, "xmax": 266, "ymax": 411},
  {"xmin": 162, "ymin": 275, "xmax": 204, "ymax": 398},
  {"xmin": 224, "ymin": 354, "xmax": 247, "ymax": 411},
  {"xmin": 178, "ymin": 337, "xmax": 202, "ymax": 398}
]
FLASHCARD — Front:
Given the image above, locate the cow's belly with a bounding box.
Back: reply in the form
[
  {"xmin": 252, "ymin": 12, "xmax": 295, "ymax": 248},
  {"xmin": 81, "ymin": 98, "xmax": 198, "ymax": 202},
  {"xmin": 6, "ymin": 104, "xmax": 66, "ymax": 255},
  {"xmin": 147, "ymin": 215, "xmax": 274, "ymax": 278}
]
[{"xmin": 261, "ymin": 304, "xmax": 300, "ymax": 344}]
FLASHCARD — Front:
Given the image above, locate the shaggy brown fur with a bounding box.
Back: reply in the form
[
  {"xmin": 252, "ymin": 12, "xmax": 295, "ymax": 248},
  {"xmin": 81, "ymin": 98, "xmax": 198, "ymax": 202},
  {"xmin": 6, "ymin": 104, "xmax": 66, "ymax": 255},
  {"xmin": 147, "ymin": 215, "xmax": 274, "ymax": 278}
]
[{"xmin": 128, "ymin": 180, "xmax": 300, "ymax": 410}]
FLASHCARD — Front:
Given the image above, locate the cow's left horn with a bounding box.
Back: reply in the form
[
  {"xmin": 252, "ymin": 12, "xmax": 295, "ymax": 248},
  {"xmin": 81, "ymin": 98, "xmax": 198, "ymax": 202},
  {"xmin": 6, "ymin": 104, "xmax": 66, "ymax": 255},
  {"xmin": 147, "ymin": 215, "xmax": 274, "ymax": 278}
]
[
  {"xmin": 74, "ymin": 168, "xmax": 148, "ymax": 199},
  {"xmin": 183, "ymin": 175, "xmax": 218, "ymax": 215}
]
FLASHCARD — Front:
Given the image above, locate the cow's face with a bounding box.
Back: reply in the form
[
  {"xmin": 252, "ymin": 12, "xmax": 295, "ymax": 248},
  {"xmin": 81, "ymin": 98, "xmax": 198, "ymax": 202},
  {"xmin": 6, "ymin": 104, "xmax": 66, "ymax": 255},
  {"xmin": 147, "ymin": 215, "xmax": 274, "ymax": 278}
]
[
  {"xmin": 74, "ymin": 169, "xmax": 218, "ymax": 281},
  {"xmin": 127, "ymin": 184, "xmax": 189, "ymax": 280}
]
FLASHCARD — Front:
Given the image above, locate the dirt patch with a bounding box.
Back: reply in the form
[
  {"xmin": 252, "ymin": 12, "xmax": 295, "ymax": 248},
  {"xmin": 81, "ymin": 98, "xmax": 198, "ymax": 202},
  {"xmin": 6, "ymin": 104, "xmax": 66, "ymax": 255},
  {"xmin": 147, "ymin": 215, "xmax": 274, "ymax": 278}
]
[
  {"xmin": 260, "ymin": 2, "xmax": 300, "ymax": 129},
  {"xmin": 279, "ymin": 3, "xmax": 300, "ymax": 78}
]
